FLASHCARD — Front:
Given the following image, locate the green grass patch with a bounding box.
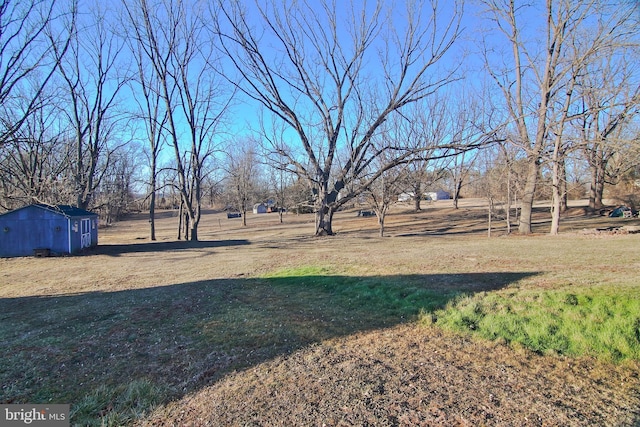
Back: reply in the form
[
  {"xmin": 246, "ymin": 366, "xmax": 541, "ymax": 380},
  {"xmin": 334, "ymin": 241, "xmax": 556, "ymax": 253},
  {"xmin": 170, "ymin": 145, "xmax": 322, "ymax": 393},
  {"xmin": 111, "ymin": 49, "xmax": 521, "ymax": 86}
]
[
  {"xmin": 70, "ymin": 380, "xmax": 166, "ymax": 427},
  {"xmin": 263, "ymin": 265, "xmax": 463, "ymax": 321},
  {"xmin": 428, "ymin": 287, "xmax": 640, "ymax": 362}
]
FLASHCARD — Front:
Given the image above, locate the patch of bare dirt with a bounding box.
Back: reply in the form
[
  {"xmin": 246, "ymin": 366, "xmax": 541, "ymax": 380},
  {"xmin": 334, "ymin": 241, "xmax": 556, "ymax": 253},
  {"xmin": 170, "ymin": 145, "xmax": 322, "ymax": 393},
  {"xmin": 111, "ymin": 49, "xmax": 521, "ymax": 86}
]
[{"xmin": 139, "ymin": 325, "xmax": 640, "ymax": 427}]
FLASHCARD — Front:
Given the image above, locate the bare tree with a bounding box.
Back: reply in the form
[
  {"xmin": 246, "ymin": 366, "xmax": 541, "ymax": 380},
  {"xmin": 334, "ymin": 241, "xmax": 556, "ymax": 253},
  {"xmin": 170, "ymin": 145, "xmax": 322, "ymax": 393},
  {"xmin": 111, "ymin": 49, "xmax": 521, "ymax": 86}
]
[
  {"xmin": 126, "ymin": 25, "xmax": 169, "ymax": 240},
  {"xmin": 477, "ymin": 143, "xmax": 516, "ymax": 236},
  {"xmin": 216, "ymin": 0, "xmax": 465, "ymax": 236},
  {"xmin": 450, "ymin": 148, "xmax": 479, "ymax": 209},
  {"xmin": 266, "ymin": 149, "xmax": 296, "ymax": 224},
  {"xmin": 361, "ymin": 147, "xmax": 407, "ymax": 238},
  {"xmin": 547, "ymin": 66, "xmax": 579, "ymax": 235},
  {"xmin": 223, "ymin": 138, "xmax": 260, "ymax": 226},
  {"xmin": 0, "ymin": 0, "xmax": 69, "ymax": 148},
  {"xmin": 393, "ymin": 96, "xmax": 451, "ymax": 213},
  {"xmin": 477, "ymin": 0, "xmax": 633, "ymax": 234},
  {"xmin": 575, "ymin": 51, "xmax": 640, "ymax": 211},
  {"xmin": 448, "ymin": 88, "xmax": 493, "ymax": 209},
  {"xmin": 0, "ymin": 99, "xmax": 70, "ymax": 209},
  {"xmin": 93, "ymin": 144, "xmax": 140, "ymax": 224},
  {"xmin": 547, "ymin": 3, "xmax": 639, "ymax": 234},
  {"xmin": 124, "ymin": 0, "xmax": 232, "ymax": 241},
  {"xmin": 51, "ymin": 2, "xmax": 129, "ymax": 210}
]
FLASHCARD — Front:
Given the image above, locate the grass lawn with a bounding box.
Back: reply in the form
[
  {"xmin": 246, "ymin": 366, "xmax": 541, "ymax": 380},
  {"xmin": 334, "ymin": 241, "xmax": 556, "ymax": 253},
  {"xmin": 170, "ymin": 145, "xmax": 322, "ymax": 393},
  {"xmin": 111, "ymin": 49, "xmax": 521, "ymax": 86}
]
[{"xmin": 1, "ymin": 201, "xmax": 639, "ymax": 425}]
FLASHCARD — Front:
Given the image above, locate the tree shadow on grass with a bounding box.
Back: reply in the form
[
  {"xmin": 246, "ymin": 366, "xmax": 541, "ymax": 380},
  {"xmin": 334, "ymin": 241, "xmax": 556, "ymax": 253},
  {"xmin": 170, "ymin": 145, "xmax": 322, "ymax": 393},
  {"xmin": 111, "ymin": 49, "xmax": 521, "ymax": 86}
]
[
  {"xmin": 0, "ymin": 271, "xmax": 537, "ymax": 424},
  {"xmin": 90, "ymin": 239, "xmax": 251, "ymax": 256}
]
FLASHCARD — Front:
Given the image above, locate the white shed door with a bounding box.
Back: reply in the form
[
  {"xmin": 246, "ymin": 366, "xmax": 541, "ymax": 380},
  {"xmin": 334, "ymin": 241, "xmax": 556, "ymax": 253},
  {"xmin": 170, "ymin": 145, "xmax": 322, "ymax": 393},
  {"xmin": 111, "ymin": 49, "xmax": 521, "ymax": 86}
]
[{"xmin": 81, "ymin": 218, "xmax": 91, "ymax": 249}]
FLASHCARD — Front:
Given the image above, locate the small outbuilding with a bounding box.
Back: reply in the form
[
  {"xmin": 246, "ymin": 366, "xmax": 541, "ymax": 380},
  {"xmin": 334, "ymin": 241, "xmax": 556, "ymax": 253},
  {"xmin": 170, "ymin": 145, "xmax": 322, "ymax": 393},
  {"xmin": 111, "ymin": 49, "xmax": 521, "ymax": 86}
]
[
  {"xmin": 398, "ymin": 192, "xmax": 415, "ymax": 202},
  {"xmin": 252, "ymin": 203, "xmax": 268, "ymax": 214},
  {"xmin": 426, "ymin": 190, "xmax": 451, "ymax": 201},
  {"xmin": 0, "ymin": 204, "xmax": 99, "ymax": 257}
]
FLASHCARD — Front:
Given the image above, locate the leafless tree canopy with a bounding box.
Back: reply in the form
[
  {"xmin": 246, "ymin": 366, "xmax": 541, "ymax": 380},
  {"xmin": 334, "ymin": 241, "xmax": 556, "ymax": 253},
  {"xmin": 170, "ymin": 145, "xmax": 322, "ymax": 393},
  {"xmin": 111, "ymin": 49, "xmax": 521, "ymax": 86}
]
[
  {"xmin": 215, "ymin": 0, "xmax": 472, "ymax": 235},
  {"xmin": 122, "ymin": 0, "xmax": 233, "ymax": 240},
  {"xmin": 0, "ymin": 0, "xmax": 67, "ymax": 147},
  {"xmin": 479, "ymin": 0, "xmax": 640, "ymax": 233},
  {"xmin": 0, "ymin": 0, "xmax": 639, "ymax": 237}
]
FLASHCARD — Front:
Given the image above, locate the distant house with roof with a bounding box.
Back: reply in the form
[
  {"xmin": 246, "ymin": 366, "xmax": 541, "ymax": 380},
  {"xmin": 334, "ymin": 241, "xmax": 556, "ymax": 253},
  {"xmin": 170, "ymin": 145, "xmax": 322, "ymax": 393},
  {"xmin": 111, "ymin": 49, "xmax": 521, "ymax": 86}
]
[
  {"xmin": 253, "ymin": 203, "xmax": 268, "ymax": 214},
  {"xmin": 426, "ymin": 190, "xmax": 451, "ymax": 201},
  {"xmin": 0, "ymin": 204, "xmax": 99, "ymax": 257}
]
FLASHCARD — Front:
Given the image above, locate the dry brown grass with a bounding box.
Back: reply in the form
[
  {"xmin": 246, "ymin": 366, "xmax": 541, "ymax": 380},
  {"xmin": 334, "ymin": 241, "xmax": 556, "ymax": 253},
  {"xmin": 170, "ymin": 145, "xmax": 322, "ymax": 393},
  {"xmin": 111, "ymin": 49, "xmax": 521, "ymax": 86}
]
[
  {"xmin": 1, "ymin": 199, "xmax": 639, "ymax": 426},
  {"xmin": 141, "ymin": 326, "xmax": 639, "ymax": 427}
]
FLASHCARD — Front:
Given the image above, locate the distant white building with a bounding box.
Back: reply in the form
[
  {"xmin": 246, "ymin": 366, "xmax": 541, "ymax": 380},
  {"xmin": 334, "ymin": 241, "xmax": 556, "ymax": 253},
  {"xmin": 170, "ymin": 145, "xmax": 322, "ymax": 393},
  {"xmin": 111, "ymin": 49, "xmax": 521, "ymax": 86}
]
[
  {"xmin": 399, "ymin": 190, "xmax": 451, "ymax": 202},
  {"xmin": 426, "ymin": 190, "xmax": 451, "ymax": 201},
  {"xmin": 398, "ymin": 192, "xmax": 415, "ymax": 202}
]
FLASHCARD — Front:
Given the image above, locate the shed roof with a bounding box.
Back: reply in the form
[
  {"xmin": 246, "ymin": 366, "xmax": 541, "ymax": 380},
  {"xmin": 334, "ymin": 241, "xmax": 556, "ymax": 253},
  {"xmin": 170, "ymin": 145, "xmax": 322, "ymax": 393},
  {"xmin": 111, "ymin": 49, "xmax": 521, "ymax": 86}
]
[{"xmin": 0, "ymin": 204, "xmax": 98, "ymax": 218}]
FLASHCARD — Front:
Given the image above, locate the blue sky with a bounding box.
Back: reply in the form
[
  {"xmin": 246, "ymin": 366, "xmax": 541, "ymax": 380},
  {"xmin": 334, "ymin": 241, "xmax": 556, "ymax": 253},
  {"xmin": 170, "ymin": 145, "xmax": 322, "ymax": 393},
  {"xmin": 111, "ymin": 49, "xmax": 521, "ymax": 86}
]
[{"xmin": 99, "ymin": 0, "xmax": 638, "ymax": 178}]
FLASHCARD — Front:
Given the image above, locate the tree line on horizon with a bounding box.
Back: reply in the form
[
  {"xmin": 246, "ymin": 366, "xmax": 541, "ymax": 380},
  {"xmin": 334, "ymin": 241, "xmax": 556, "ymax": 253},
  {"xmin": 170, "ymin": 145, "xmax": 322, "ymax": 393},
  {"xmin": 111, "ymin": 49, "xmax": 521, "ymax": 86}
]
[{"xmin": 1, "ymin": 0, "xmax": 638, "ymax": 239}]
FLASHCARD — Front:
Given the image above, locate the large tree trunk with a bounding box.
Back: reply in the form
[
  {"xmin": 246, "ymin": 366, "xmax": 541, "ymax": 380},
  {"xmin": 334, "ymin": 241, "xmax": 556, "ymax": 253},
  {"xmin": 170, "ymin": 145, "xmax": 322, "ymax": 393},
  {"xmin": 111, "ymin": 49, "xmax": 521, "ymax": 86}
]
[
  {"xmin": 375, "ymin": 205, "xmax": 389, "ymax": 238},
  {"xmin": 550, "ymin": 190, "xmax": 561, "ymax": 235},
  {"xmin": 505, "ymin": 165, "xmax": 512, "ymax": 235},
  {"xmin": 595, "ymin": 175, "xmax": 605, "ymax": 209},
  {"xmin": 559, "ymin": 154, "xmax": 568, "ymax": 214},
  {"xmin": 588, "ymin": 156, "xmax": 606, "ymax": 211},
  {"xmin": 550, "ymin": 143, "xmax": 562, "ymax": 235},
  {"xmin": 149, "ymin": 190, "xmax": 156, "ymax": 241},
  {"xmin": 453, "ymin": 179, "xmax": 462, "ymax": 209},
  {"xmin": 177, "ymin": 200, "xmax": 183, "ymax": 240},
  {"xmin": 190, "ymin": 221, "xmax": 198, "ymax": 241},
  {"xmin": 588, "ymin": 165, "xmax": 598, "ymax": 211},
  {"xmin": 412, "ymin": 183, "xmax": 422, "ymax": 212},
  {"xmin": 315, "ymin": 180, "xmax": 339, "ymax": 236},
  {"xmin": 149, "ymin": 156, "xmax": 157, "ymax": 241},
  {"xmin": 189, "ymin": 178, "xmax": 201, "ymax": 241},
  {"xmin": 518, "ymin": 159, "xmax": 539, "ymax": 234},
  {"xmin": 315, "ymin": 206, "xmax": 334, "ymax": 236}
]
